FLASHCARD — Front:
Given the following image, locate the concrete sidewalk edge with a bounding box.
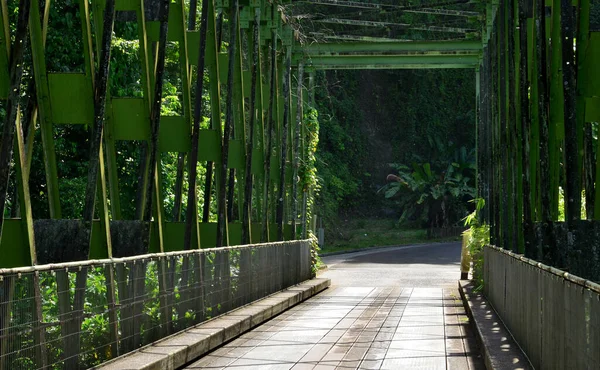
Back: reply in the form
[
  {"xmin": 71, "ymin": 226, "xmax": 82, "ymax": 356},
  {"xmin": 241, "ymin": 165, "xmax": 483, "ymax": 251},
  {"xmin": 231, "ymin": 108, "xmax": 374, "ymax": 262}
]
[
  {"xmin": 458, "ymin": 280, "xmax": 532, "ymax": 370},
  {"xmin": 94, "ymin": 278, "xmax": 331, "ymax": 370}
]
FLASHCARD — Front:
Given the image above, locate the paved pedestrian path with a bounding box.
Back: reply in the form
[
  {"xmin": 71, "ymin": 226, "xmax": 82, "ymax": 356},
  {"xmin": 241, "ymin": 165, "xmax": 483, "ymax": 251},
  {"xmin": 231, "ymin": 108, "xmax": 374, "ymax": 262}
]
[
  {"xmin": 184, "ymin": 243, "xmax": 485, "ymax": 369},
  {"xmin": 185, "ymin": 286, "xmax": 483, "ymax": 369}
]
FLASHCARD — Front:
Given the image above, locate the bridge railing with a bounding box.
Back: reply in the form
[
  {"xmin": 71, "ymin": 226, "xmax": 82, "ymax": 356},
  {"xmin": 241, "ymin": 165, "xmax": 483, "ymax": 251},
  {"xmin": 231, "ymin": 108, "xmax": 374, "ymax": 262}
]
[
  {"xmin": 0, "ymin": 240, "xmax": 312, "ymax": 370},
  {"xmin": 484, "ymin": 245, "xmax": 600, "ymax": 369}
]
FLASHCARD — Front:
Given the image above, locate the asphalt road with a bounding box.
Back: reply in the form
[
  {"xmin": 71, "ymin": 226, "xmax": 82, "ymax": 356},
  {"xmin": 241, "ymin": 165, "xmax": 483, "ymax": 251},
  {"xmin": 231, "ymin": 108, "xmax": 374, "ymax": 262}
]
[{"xmin": 319, "ymin": 242, "xmax": 463, "ymax": 288}]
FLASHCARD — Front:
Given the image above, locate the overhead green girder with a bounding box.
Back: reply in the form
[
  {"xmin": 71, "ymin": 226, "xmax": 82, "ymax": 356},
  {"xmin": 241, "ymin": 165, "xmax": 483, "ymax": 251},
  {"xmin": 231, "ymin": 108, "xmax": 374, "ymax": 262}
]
[
  {"xmin": 302, "ymin": 54, "xmax": 479, "ymax": 69},
  {"xmin": 298, "ymin": 40, "xmax": 482, "ymax": 55},
  {"xmin": 296, "ymin": 0, "xmax": 470, "ymax": 11},
  {"xmin": 403, "ymin": 8, "xmax": 479, "ymax": 17},
  {"xmin": 307, "ymin": 33, "xmax": 414, "ymax": 43},
  {"xmin": 314, "ymin": 17, "xmax": 476, "ymax": 34}
]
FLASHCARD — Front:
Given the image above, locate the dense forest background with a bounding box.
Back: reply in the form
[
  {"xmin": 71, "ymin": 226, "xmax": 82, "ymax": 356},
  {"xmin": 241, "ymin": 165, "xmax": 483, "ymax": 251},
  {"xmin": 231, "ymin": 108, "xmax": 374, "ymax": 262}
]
[{"xmin": 313, "ymin": 69, "xmax": 476, "ymax": 233}]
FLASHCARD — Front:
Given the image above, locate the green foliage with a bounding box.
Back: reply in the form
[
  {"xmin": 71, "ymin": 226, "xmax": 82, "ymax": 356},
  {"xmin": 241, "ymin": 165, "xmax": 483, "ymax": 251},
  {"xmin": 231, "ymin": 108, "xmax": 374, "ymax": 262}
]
[
  {"xmin": 299, "ymin": 107, "xmax": 322, "ymax": 252},
  {"xmin": 320, "ymin": 217, "xmax": 460, "ymax": 254},
  {"xmin": 314, "ymin": 71, "xmax": 367, "ymax": 221},
  {"xmin": 309, "ymin": 231, "xmax": 322, "ymax": 275},
  {"xmin": 463, "ymin": 199, "xmax": 489, "ymax": 291},
  {"xmin": 313, "ymin": 68, "xmax": 476, "ymax": 230},
  {"xmin": 299, "ymin": 107, "xmax": 320, "ymax": 193},
  {"xmin": 383, "ymin": 145, "xmax": 476, "ymax": 228},
  {"xmin": 110, "ymin": 38, "xmax": 143, "ymax": 97}
]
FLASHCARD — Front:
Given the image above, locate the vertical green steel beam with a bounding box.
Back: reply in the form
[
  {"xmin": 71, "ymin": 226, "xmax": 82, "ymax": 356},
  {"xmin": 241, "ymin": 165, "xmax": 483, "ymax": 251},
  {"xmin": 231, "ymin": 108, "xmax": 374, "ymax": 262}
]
[
  {"xmin": 82, "ymin": 0, "xmax": 115, "ymax": 251},
  {"xmin": 549, "ymin": 0, "xmax": 564, "ymax": 221},
  {"xmin": 217, "ymin": 0, "xmax": 240, "ymax": 248},
  {"xmin": 477, "ymin": 49, "xmax": 485, "ymax": 223},
  {"xmin": 242, "ymin": 8, "xmax": 261, "ymax": 245},
  {"xmin": 29, "ymin": 0, "xmax": 61, "ymax": 219},
  {"xmin": 0, "ymin": 0, "xmax": 36, "ymax": 273},
  {"xmin": 475, "ymin": 66, "xmax": 481, "ymax": 199},
  {"xmin": 489, "ymin": 32, "xmax": 496, "ymax": 243},
  {"xmin": 185, "ymin": 0, "xmax": 210, "ymax": 250},
  {"xmin": 91, "ymin": 0, "xmax": 122, "ymax": 222},
  {"xmin": 300, "ymin": 83, "xmax": 309, "ymax": 239},
  {"xmin": 513, "ymin": 0, "xmax": 524, "ymax": 253},
  {"xmin": 134, "ymin": 0, "xmax": 156, "ymax": 221},
  {"xmin": 16, "ymin": 0, "xmax": 49, "ymax": 183},
  {"xmin": 262, "ymin": 32, "xmax": 277, "ymax": 242},
  {"xmin": 291, "ymin": 63, "xmax": 304, "ymax": 238},
  {"xmin": 486, "ymin": 45, "xmax": 493, "ymax": 226},
  {"xmin": 273, "ymin": 42, "xmax": 284, "ymax": 230},
  {"xmin": 173, "ymin": 0, "xmax": 196, "ymax": 223},
  {"xmin": 493, "ymin": 13, "xmax": 501, "ymax": 246},
  {"xmin": 561, "ymin": 0, "xmax": 579, "ymax": 223},
  {"xmin": 288, "ymin": 73, "xmax": 296, "ymax": 232},
  {"xmin": 535, "ymin": 0, "xmax": 553, "ymax": 258},
  {"xmin": 519, "ymin": 0, "xmax": 533, "ymax": 255},
  {"xmin": 481, "ymin": 47, "xmax": 487, "ymax": 224},
  {"xmin": 204, "ymin": 0, "xmax": 224, "ymax": 229},
  {"xmin": 253, "ymin": 22, "xmax": 266, "ymax": 229},
  {"xmin": 499, "ymin": 0, "xmax": 510, "ymax": 249},
  {"xmin": 0, "ymin": 0, "xmax": 29, "ymax": 238},
  {"xmin": 578, "ymin": 0, "xmax": 593, "ymax": 218},
  {"xmin": 507, "ymin": 0, "xmax": 520, "ymax": 252},
  {"xmin": 308, "ymin": 71, "xmax": 317, "ymax": 235},
  {"xmin": 276, "ymin": 47, "xmax": 292, "ymax": 241},
  {"xmin": 232, "ymin": 10, "xmax": 246, "ymax": 228},
  {"xmin": 480, "ymin": 41, "xmax": 486, "ymax": 209},
  {"xmin": 491, "ymin": 8, "xmax": 498, "ymax": 244},
  {"xmin": 142, "ymin": 1, "xmax": 170, "ymax": 273},
  {"xmin": 5, "ymin": 4, "xmax": 35, "ymax": 265},
  {"xmin": 527, "ymin": 17, "xmax": 540, "ymax": 223},
  {"xmin": 178, "ymin": 0, "xmax": 204, "ymax": 330}
]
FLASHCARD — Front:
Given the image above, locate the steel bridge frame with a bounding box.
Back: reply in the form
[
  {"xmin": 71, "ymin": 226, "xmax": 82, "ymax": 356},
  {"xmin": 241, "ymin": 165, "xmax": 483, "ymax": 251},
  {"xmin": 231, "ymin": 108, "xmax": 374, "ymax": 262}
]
[
  {"xmin": 0, "ymin": 0, "xmax": 599, "ymax": 274},
  {"xmin": 0, "ymin": 0, "xmax": 480, "ymax": 270}
]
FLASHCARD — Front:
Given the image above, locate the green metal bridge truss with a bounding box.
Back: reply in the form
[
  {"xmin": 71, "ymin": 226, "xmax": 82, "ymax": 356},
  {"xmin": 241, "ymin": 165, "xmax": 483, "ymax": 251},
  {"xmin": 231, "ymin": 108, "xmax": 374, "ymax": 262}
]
[{"xmin": 0, "ymin": 0, "xmax": 599, "ymax": 272}]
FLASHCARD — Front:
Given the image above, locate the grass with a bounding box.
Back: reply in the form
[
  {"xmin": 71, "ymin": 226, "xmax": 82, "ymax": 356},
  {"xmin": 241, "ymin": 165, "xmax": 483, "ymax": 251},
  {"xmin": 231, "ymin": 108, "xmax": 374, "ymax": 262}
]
[{"xmin": 320, "ymin": 217, "xmax": 461, "ymax": 255}]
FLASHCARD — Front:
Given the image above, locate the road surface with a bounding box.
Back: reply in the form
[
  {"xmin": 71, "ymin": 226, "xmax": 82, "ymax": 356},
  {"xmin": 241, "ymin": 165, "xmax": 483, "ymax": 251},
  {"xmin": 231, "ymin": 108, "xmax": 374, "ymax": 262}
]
[{"xmin": 185, "ymin": 242, "xmax": 484, "ymax": 370}]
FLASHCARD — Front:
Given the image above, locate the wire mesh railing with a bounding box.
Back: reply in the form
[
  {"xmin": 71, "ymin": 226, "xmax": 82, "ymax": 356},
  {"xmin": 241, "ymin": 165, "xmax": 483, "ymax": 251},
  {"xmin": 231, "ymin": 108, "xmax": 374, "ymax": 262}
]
[
  {"xmin": 484, "ymin": 245, "xmax": 600, "ymax": 369},
  {"xmin": 0, "ymin": 240, "xmax": 312, "ymax": 370}
]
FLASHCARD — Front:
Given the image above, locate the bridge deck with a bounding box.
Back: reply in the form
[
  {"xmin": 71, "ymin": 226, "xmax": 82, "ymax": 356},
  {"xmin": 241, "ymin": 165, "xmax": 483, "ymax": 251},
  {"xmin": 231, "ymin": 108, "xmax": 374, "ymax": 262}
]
[
  {"xmin": 187, "ymin": 286, "xmax": 482, "ymax": 369},
  {"xmin": 186, "ymin": 242, "xmax": 486, "ymax": 370}
]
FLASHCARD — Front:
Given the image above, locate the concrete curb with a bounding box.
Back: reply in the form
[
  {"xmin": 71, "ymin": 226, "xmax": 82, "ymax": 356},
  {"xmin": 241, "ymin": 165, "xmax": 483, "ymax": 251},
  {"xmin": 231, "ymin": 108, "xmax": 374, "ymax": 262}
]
[
  {"xmin": 95, "ymin": 278, "xmax": 331, "ymax": 370},
  {"xmin": 458, "ymin": 280, "xmax": 532, "ymax": 370}
]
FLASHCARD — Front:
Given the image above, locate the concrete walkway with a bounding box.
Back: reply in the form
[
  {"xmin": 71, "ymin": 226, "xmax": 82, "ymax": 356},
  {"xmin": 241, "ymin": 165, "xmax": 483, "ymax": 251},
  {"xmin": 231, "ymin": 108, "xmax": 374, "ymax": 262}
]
[{"xmin": 185, "ymin": 243, "xmax": 485, "ymax": 370}]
